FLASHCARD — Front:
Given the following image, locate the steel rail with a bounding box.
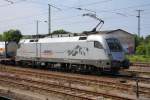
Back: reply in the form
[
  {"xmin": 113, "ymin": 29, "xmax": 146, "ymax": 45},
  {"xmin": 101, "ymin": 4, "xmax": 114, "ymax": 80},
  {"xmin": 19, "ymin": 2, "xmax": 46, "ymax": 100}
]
[
  {"xmin": 0, "ymin": 65, "xmax": 149, "ymax": 97},
  {"xmin": 0, "ymin": 73, "xmax": 135, "ymax": 100}
]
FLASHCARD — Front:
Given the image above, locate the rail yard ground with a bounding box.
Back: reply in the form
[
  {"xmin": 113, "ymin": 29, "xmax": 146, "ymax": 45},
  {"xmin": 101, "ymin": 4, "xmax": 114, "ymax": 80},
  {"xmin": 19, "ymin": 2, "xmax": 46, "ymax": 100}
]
[{"xmin": 0, "ymin": 63, "xmax": 149, "ymax": 100}]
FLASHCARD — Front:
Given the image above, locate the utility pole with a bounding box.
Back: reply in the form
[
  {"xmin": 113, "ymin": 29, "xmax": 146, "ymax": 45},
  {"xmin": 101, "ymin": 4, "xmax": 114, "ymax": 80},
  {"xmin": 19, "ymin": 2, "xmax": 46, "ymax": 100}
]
[
  {"xmin": 136, "ymin": 10, "xmax": 144, "ymax": 37},
  {"xmin": 36, "ymin": 20, "xmax": 39, "ymax": 58},
  {"xmin": 36, "ymin": 20, "xmax": 39, "ymax": 37},
  {"xmin": 35, "ymin": 20, "xmax": 47, "ymax": 57},
  {"xmin": 48, "ymin": 4, "xmax": 51, "ymax": 36},
  {"xmin": 48, "ymin": 4, "xmax": 61, "ymax": 37}
]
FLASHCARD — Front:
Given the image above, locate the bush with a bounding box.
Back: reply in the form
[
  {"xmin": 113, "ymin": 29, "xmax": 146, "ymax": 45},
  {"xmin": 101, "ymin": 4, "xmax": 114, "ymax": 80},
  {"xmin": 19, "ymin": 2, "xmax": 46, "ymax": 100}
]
[
  {"xmin": 136, "ymin": 42, "xmax": 150, "ymax": 56},
  {"xmin": 128, "ymin": 55, "xmax": 150, "ymax": 62}
]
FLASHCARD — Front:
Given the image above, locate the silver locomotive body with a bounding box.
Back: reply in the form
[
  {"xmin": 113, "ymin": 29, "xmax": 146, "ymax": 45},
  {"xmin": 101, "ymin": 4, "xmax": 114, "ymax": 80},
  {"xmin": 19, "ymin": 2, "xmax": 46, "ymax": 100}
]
[{"xmin": 16, "ymin": 34, "xmax": 129, "ymax": 71}]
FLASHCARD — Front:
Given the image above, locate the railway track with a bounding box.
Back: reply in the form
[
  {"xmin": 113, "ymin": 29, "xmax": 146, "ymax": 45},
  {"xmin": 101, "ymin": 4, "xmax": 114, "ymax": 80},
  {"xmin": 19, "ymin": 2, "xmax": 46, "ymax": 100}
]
[
  {"xmin": 126, "ymin": 70, "xmax": 150, "ymax": 76},
  {"xmin": 131, "ymin": 62, "xmax": 150, "ymax": 67},
  {"xmin": 0, "ymin": 64, "xmax": 150, "ymax": 99},
  {"xmin": 1, "ymin": 64, "xmax": 150, "ymax": 82},
  {"xmin": 0, "ymin": 71, "xmax": 136, "ymax": 100},
  {"xmin": 126, "ymin": 62, "xmax": 150, "ymax": 78}
]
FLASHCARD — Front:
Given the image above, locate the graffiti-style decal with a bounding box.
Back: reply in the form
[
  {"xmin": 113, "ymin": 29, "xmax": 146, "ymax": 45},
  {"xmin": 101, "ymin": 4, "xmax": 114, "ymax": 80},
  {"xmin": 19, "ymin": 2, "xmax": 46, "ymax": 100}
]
[
  {"xmin": 67, "ymin": 45, "xmax": 89, "ymax": 56},
  {"xmin": 0, "ymin": 48, "xmax": 5, "ymax": 52},
  {"xmin": 41, "ymin": 50, "xmax": 54, "ymax": 58}
]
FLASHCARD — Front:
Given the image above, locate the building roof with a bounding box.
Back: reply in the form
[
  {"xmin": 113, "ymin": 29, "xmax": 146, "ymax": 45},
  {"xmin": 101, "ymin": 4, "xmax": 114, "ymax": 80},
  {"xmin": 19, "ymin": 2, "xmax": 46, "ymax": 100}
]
[
  {"xmin": 97, "ymin": 29, "xmax": 133, "ymax": 36},
  {"xmin": 81, "ymin": 29, "xmax": 133, "ymax": 36}
]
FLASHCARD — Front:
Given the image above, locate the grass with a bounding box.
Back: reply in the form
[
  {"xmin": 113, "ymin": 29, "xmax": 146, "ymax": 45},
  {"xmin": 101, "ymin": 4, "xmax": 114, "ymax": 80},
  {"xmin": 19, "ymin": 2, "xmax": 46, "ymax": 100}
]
[{"xmin": 127, "ymin": 55, "xmax": 150, "ymax": 63}]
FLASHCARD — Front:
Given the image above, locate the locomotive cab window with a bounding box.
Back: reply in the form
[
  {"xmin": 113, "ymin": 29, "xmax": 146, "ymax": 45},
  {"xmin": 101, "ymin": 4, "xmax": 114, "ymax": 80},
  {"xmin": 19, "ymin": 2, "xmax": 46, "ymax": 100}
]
[
  {"xmin": 94, "ymin": 41, "xmax": 103, "ymax": 49},
  {"xmin": 106, "ymin": 38, "xmax": 122, "ymax": 52}
]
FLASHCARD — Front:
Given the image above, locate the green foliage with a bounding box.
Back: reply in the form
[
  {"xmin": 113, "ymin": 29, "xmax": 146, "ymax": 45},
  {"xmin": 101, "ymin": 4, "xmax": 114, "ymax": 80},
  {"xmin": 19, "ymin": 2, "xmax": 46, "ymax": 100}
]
[
  {"xmin": 136, "ymin": 41, "xmax": 150, "ymax": 56},
  {"xmin": 52, "ymin": 29, "xmax": 69, "ymax": 35},
  {"xmin": 128, "ymin": 35, "xmax": 150, "ymax": 62},
  {"xmin": 3, "ymin": 29, "xmax": 22, "ymax": 43},
  {"xmin": 133, "ymin": 34, "xmax": 144, "ymax": 49},
  {"xmin": 133, "ymin": 35, "xmax": 150, "ymax": 56},
  {"xmin": 22, "ymin": 35, "xmax": 32, "ymax": 39},
  {"xmin": 0, "ymin": 34, "xmax": 3, "ymax": 41},
  {"xmin": 136, "ymin": 43, "xmax": 145, "ymax": 55},
  {"xmin": 127, "ymin": 55, "xmax": 150, "ymax": 63},
  {"xmin": 145, "ymin": 35, "xmax": 150, "ymax": 42}
]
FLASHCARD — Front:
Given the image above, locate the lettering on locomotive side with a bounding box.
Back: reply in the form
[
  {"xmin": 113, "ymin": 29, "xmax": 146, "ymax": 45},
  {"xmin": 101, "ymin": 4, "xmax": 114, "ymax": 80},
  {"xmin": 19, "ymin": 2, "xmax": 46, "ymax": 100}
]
[
  {"xmin": 41, "ymin": 50, "xmax": 54, "ymax": 58},
  {"xmin": 67, "ymin": 45, "xmax": 89, "ymax": 56},
  {"xmin": 43, "ymin": 50, "xmax": 53, "ymax": 54}
]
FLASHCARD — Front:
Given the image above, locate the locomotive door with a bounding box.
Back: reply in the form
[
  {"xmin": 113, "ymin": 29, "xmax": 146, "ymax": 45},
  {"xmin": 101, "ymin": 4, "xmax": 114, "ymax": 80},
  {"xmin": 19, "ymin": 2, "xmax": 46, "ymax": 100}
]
[{"xmin": 36, "ymin": 43, "xmax": 41, "ymax": 58}]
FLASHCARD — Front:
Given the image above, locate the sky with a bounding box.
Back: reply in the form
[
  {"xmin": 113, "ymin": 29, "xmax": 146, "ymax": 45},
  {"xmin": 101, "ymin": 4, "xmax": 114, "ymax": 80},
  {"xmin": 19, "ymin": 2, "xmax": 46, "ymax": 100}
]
[{"xmin": 0, "ymin": 0, "xmax": 150, "ymax": 37}]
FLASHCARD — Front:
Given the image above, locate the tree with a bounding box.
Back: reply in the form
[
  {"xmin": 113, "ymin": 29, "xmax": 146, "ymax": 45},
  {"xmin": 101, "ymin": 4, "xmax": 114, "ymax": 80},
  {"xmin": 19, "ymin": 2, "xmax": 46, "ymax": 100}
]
[
  {"xmin": 136, "ymin": 42, "xmax": 150, "ymax": 56},
  {"xmin": 3, "ymin": 29, "xmax": 22, "ymax": 43},
  {"xmin": 0, "ymin": 34, "xmax": 3, "ymax": 41},
  {"xmin": 51, "ymin": 29, "xmax": 69, "ymax": 35},
  {"xmin": 134, "ymin": 35, "xmax": 144, "ymax": 51},
  {"xmin": 145, "ymin": 35, "xmax": 150, "ymax": 43},
  {"xmin": 136, "ymin": 43, "xmax": 146, "ymax": 55}
]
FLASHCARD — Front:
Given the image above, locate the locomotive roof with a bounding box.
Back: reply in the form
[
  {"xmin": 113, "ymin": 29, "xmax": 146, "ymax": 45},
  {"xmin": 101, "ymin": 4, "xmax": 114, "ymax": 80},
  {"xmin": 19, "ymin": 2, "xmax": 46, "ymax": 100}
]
[
  {"xmin": 20, "ymin": 34, "xmax": 107, "ymax": 44},
  {"xmin": 0, "ymin": 42, "xmax": 5, "ymax": 44}
]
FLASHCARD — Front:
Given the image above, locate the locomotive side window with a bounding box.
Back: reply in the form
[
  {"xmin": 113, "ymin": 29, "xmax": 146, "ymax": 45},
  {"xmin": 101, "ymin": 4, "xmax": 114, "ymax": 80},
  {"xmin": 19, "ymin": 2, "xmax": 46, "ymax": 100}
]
[
  {"xmin": 30, "ymin": 40, "xmax": 34, "ymax": 42},
  {"xmin": 79, "ymin": 37, "xmax": 87, "ymax": 40},
  {"xmin": 30, "ymin": 39, "xmax": 38, "ymax": 42},
  {"xmin": 94, "ymin": 41, "xmax": 103, "ymax": 49},
  {"xmin": 35, "ymin": 39, "xmax": 38, "ymax": 42}
]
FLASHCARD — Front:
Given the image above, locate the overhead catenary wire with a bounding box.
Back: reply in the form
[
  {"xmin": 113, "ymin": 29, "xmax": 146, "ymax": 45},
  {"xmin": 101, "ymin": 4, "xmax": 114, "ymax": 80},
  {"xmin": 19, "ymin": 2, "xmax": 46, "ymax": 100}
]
[
  {"xmin": 4, "ymin": 0, "xmax": 13, "ymax": 4},
  {"xmin": 0, "ymin": 2, "xmax": 149, "ymax": 24},
  {"xmin": 0, "ymin": 0, "xmax": 150, "ymax": 34},
  {"xmin": 25, "ymin": 0, "xmax": 112, "ymax": 8},
  {"xmin": 0, "ymin": 11, "xmax": 141, "ymax": 33},
  {"xmin": 0, "ymin": 11, "xmax": 48, "ymax": 23},
  {"xmin": 60, "ymin": 0, "xmax": 113, "ymax": 9},
  {"xmin": 23, "ymin": 0, "xmax": 150, "ymax": 14},
  {"xmin": 2, "ymin": 0, "xmax": 150, "ymax": 13},
  {"xmin": 0, "ymin": 21, "xmax": 35, "ymax": 31},
  {"xmin": 0, "ymin": 12, "xmax": 145, "ymax": 35},
  {"xmin": 0, "ymin": 9, "xmax": 147, "ymax": 30},
  {"xmin": 62, "ymin": 2, "xmax": 150, "ymax": 16},
  {"xmin": 0, "ymin": 0, "xmax": 27, "ymax": 7},
  {"xmin": 0, "ymin": 0, "xmax": 150, "ymax": 23}
]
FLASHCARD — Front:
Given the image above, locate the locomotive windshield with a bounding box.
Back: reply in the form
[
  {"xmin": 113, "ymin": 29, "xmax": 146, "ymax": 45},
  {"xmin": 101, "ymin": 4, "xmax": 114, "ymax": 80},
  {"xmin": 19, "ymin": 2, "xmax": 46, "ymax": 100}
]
[{"xmin": 106, "ymin": 38, "xmax": 122, "ymax": 52}]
